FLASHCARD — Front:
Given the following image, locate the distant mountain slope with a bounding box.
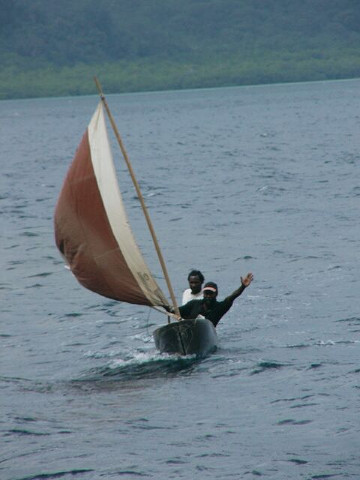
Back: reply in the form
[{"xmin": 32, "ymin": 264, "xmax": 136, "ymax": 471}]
[{"xmin": 1, "ymin": 0, "xmax": 359, "ymax": 99}]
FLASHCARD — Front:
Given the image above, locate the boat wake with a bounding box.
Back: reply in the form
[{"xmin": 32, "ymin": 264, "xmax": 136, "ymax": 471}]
[{"xmin": 72, "ymin": 351, "xmax": 199, "ymax": 389}]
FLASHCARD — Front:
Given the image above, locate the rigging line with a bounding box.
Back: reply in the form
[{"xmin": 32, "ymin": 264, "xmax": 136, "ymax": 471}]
[
  {"xmin": 153, "ymin": 305, "xmax": 180, "ymax": 322},
  {"xmin": 177, "ymin": 327, "xmax": 187, "ymax": 356},
  {"xmin": 145, "ymin": 307, "xmax": 152, "ymax": 338},
  {"xmin": 94, "ymin": 76, "xmax": 180, "ymax": 318}
]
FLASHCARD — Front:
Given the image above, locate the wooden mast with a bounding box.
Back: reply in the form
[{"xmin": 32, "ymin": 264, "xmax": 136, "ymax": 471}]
[{"xmin": 94, "ymin": 77, "xmax": 180, "ymax": 319}]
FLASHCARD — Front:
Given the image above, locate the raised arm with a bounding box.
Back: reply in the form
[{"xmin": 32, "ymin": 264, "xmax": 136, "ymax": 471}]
[{"xmin": 224, "ymin": 272, "xmax": 254, "ymax": 304}]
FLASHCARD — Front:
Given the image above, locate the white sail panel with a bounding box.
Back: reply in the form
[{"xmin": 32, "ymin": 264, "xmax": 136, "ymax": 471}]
[{"xmin": 88, "ymin": 103, "xmax": 169, "ymax": 306}]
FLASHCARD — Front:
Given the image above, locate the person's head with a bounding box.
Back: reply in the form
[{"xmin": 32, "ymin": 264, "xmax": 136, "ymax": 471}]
[
  {"xmin": 202, "ymin": 282, "xmax": 218, "ymax": 306},
  {"xmin": 187, "ymin": 269, "xmax": 204, "ymax": 294}
]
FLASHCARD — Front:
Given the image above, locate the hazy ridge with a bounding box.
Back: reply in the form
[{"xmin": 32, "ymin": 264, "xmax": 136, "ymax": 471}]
[{"xmin": 1, "ymin": 0, "xmax": 359, "ymax": 99}]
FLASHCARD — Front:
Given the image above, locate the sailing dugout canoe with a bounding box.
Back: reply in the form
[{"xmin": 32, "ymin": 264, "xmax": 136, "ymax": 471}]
[{"xmin": 54, "ymin": 91, "xmax": 217, "ymax": 357}]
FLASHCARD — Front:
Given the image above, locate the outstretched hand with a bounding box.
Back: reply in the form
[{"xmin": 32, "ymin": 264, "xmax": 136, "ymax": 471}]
[{"xmin": 241, "ymin": 272, "xmax": 254, "ymax": 287}]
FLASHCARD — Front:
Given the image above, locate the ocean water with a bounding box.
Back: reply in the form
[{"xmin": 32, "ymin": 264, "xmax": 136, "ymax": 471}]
[{"xmin": 1, "ymin": 79, "xmax": 359, "ymax": 479}]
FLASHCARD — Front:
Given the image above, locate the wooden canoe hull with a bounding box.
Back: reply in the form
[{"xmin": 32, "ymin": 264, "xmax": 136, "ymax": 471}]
[{"xmin": 153, "ymin": 318, "xmax": 218, "ymax": 356}]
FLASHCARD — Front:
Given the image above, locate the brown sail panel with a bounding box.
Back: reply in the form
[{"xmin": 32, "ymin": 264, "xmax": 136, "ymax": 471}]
[{"xmin": 54, "ymin": 103, "xmax": 170, "ymax": 307}]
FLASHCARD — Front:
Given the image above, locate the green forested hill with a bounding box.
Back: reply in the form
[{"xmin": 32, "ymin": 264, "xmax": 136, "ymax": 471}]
[{"xmin": 1, "ymin": 0, "xmax": 360, "ymax": 99}]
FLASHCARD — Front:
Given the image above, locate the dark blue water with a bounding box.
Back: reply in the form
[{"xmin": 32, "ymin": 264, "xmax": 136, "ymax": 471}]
[{"xmin": 1, "ymin": 79, "xmax": 359, "ymax": 479}]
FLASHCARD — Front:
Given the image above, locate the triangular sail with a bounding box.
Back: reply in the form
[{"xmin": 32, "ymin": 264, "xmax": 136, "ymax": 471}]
[{"xmin": 54, "ymin": 102, "xmax": 170, "ymax": 308}]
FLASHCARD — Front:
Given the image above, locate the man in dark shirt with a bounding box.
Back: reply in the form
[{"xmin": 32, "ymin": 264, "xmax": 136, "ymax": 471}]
[{"xmin": 178, "ymin": 272, "xmax": 254, "ymax": 327}]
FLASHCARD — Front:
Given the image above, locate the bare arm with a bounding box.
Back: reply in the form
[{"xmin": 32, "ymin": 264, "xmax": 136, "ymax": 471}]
[{"xmin": 224, "ymin": 272, "xmax": 254, "ymax": 304}]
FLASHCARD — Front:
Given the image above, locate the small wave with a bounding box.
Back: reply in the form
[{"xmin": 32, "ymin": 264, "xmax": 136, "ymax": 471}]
[
  {"xmin": 290, "ymin": 402, "xmax": 318, "ymax": 409},
  {"xmin": 285, "ymin": 343, "xmax": 310, "ymax": 349},
  {"xmin": 17, "ymin": 469, "xmax": 94, "ymax": 480},
  {"xmin": 288, "ymin": 458, "xmax": 308, "ymax": 465},
  {"xmin": 6, "ymin": 428, "xmax": 50, "ymax": 437},
  {"xmin": 234, "ymin": 255, "xmax": 254, "ymax": 261},
  {"xmin": 315, "ymin": 340, "xmax": 335, "ymax": 346},
  {"xmin": 271, "ymin": 394, "xmax": 314, "ymax": 405},
  {"xmin": 109, "ymin": 470, "xmax": 149, "ymax": 477},
  {"xmin": 277, "ymin": 418, "xmax": 312, "ymax": 426},
  {"xmin": 308, "ymin": 363, "xmax": 322, "ymax": 369},
  {"xmin": 336, "ymin": 316, "xmax": 360, "ymax": 324},
  {"xmin": 27, "ymin": 272, "xmax": 53, "ymax": 278},
  {"xmin": 26, "ymin": 283, "xmax": 44, "ymax": 289},
  {"xmin": 251, "ymin": 361, "xmax": 290, "ymax": 375},
  {"xmin": 310, "ymin": 475, "xmax": 338, "ymax": 479},
  {"xmin": 21, "ymin": 231, "xmax": 39, "ymax": 237},
  {"xmin": 63, "ymin": 312, "xmax": 83, "ymax": 318}
]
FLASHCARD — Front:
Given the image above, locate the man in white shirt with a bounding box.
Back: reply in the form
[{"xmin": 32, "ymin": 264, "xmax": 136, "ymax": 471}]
[{"xmin": 182, "ymin": 270, "xmax": 205, "ymax": 305}]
